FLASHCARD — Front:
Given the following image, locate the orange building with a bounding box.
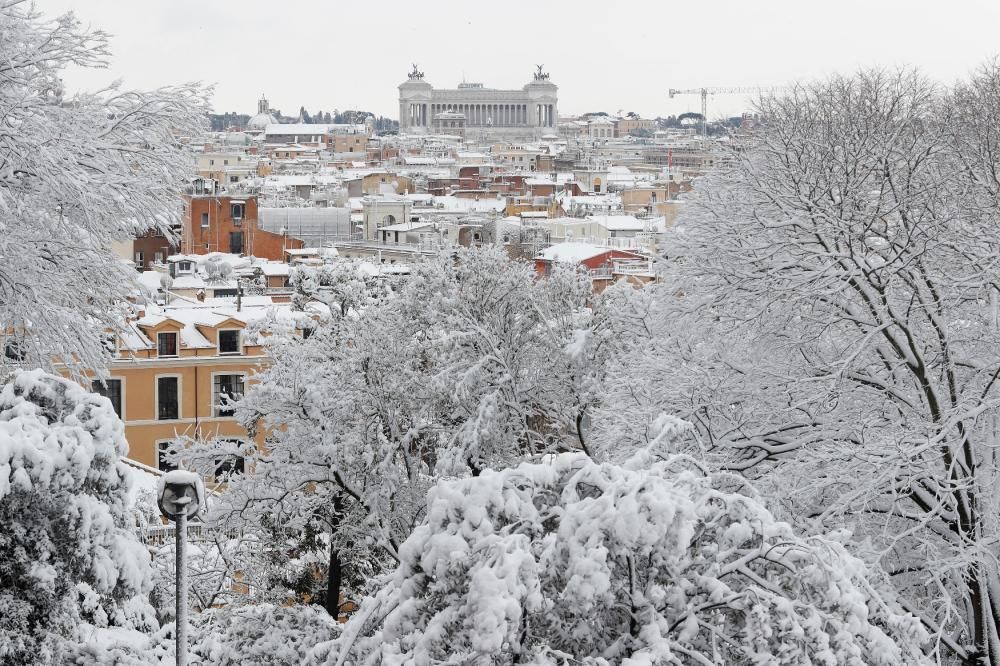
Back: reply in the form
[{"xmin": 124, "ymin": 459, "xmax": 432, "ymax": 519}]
[
  {"xmin": 86, "ymin": 297, "xmax": 318, "ymax": 474},
  {"xmin": 182, "ymin": 192, "xmax": 303, "ymax": 261}
]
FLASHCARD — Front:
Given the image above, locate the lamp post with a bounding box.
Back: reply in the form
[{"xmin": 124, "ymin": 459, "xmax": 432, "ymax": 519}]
[{"xmin": 157, "ymin": 470, "xmax": 206, "ymax": 666}]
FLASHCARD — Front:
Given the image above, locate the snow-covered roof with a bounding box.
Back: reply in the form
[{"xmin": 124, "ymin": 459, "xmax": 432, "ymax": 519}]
[
  {"xmin": 172, "ymin": 275, "xmax": 208, "ymax": 290},
  {"xmin": 261, "ymin": 263, "xmax": 291, "ymax": 277},
  {"xmin": 119, "ymin": 322, "xmax": 154, "ymax": 351},
  {"xmin": 589, "ymin": 215, "xmax": 646, "ymax": 231},
  {"xmin": 265, "ymin": 123, "xmax": 333, "ymax": 135},
  {"xmin": 379, "ymin": 221, "xmax": 434, "ymax": 232},
  {"xmin": 180, "ymin": 324, "xmax": 213, "ymax": 349},
  {"xmin": 401, "ymin": 156, "xmax": 439, "ymax": 165},
  {"xmin": 432, "ymin": 196, "xmax": 506, "ymax": 212},
  {"xmin": 537, "ymin": 242, "xmax": 613, "ymax": 264}
]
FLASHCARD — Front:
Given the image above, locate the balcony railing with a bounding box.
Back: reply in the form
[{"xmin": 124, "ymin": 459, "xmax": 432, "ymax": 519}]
[
  {"xmin": 588, "ymin": 259, "xmax": 656, "ymax": 279},
  {"xmin": 612, "ymin": 259, "xmax": 655, "ymax": 275},
  {"xmin": 137, "ymin": 522, "xmax": 244, "ymax": 547}
]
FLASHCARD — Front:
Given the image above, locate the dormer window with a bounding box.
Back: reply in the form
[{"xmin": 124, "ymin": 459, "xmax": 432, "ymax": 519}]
[
  {"xmin": 158, "ymin": 332, "xmax": 178, "ymax": 357},
  {"xmin": 218, "ymin": 329, "xmax": 241, "ymax": 355},
  {"xmin": 178, "ymin": 261, "xmax": 193, "ymax": 273}
]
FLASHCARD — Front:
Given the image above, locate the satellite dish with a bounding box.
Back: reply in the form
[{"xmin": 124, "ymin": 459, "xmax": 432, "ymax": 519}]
[
  {"xmin": 219, "ymin": 262, "xmax": 234, "ymax": 279},
  {"xmin": 205, "ymin": 259, "xmax": 221, "ymax": 279},
  {"xmin": 159, "ymin": 274, "xmax": 174, "ymax": 290}
]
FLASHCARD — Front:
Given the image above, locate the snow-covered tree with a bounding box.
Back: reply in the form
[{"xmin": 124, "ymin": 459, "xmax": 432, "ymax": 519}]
[
  {"xmin": 0, "ymin": 2, "xmax": 208, "ymax": 374},
  {"xmin": 321, "ymin": 446, "xmax": 930, "ymax": 665},
  {"xmin": 205, "ymin": 248, "xmax": 596, "ymax": 616},
  {"xmin": 290, "ymin": 259, "xmax": 393, "ymax": 318},
  {"xmin": 0, "ymin": 370, "xmax": 155, "ymax": 663},
  {"xmin": 646, "ymin": 67, "xmax": 1000, "ymax": 662}
]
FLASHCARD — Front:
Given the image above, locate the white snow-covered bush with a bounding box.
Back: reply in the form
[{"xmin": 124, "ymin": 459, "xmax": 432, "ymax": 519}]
[
  {"xmin": 190, "ymin": 602, "xmax": 340, "ymax": 666},
  {"xmin": 0, "ymin": 370, "xmax": 155, "ymax": 664},
  {"xmin": 323, "ymin": 450, "xmax": 930, "ymax": 665},
  {"xmin": 61, "ymin": 624, "xmax": 172, "ymax": 666}
]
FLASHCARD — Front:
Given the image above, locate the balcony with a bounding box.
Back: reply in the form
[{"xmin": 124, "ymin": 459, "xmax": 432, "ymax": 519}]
[
  {"xmin": 612, "ymin": 259, "xmax": 655, "ymax": 276},
  {"xmin": 589, "ymin": 259, "xmax": 656, "ymax": 280}
]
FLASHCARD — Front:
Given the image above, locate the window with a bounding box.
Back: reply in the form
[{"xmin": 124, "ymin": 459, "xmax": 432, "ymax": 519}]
[
  {"xmin": 230, "ymin": 231, "xmax": 243, "ymax": 254},
  {"xmin": 178, "ymin": 261, "xmax": 193, "ymax": 272},
  {"xmin": 134, "ymin": 251, "xmax": 144, "ymax": 267},
  {"xmin": 218, "ymin": 330, "xmax": 241, "ymax": 355},
  {"xmin": 231, "ymin": 202, "xmax": 245, "ymax": 220},
  {"xmin": 157, "ymin": 376, "xmax": 179, "ymax": 420},
  {"xmin": 230, "ymin": 175, "xmax": 239, "ymax": 183},
  {"xmin": 223, "ymin": 159, "xmax": 229, "ymax": 165},
  {"xmin": 92, "ymin": 379, "xmax": 123, "ymax": 418},
  {"xmin": 157, "ymin": 332, "xmax": 178, "ymax": 357},
  {"xmin": 201, "ymin": 212, "xmax": 209, "ymax": 227},
  {"xmin": 101, "ymin": 333, "xmax": 117, "ymax": 357},
  {"xmin": 213, "ymin": 374, "xmax": 244, "ymax": 417},
  {"xmin": 213, "ymin": 441, "xmax": 246, "ymax": 478},
  {"xmin": 214, "ymin": 455, "xmax": 245, "ymax": 478},
  {"xmin": 154, "ymin": 252, "xmax": 164, "ymax": 264},
  {"xmin": 4, "ymin": 339, "xmax": 25, "ymax": 361},
  {"xmin": 157, "ymin": 441, "xmax": 177, "ymax": 472}
]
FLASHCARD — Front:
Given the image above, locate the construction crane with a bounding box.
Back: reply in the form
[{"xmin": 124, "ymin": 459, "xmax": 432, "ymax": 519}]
[{"xmin": 667, "ymin": 87, "xmax": 788, "ymax": 138}]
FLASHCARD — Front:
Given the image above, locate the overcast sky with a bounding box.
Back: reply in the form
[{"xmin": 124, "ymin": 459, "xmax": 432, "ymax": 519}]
[{"xmin": 44, "ymin": 0, "xmax": 1000, "ymax": 121}]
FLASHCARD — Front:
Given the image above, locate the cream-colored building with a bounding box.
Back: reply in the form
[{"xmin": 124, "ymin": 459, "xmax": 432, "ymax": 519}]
[
  {"xmin": 399, "ymin": 65, "xmax": 557, "ymax": 140},
  {"xmin": 615, "ymin": 117, "xmax": 656, "ymax": 137},
  {"xmin": 197, "ymin": 152, "xmax": 250, "ymax": 182}
]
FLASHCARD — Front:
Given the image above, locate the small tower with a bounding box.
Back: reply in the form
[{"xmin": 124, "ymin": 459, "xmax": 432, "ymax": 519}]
[{"xmin": 247, "ymin": 93, "xmax": 278, "ymax": 133}]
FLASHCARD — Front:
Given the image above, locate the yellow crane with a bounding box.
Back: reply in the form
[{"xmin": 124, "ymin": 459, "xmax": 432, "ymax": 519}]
[{"xmin": 667, "ymin": 86, "xmax": 789, "ymax": 138}]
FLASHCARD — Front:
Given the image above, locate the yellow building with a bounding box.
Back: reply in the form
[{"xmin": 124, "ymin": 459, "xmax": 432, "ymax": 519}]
[
  {"xmin": 88, "ymin": 297, "xmax": 311, "ymax": 473},
  {"xmin": 614, "ymin": 117, "xmax": 656, "ymax": 137},
  {"xmin": 331, "ymin": 133, "xmax": 369, "ymax": 155}
]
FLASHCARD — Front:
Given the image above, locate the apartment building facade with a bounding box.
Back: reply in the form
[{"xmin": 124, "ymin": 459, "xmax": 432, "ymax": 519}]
[
  {"xmin": 90, "ymin": 309, "xmax": 272, "ymax": 473},
  {"xmin": 182, "ymin": 190, "xmax": 303, "ymax": 261}
]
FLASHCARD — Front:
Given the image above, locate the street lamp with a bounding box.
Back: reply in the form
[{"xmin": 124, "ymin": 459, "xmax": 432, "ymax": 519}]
[{"xmin": 157, "ymin": 470, "xmax": 206, "ymax": 666}]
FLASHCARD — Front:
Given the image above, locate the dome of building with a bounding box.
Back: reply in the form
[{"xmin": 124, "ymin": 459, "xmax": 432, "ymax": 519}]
[
  {"xmin": 247, "ymin": 111, "xmax": 276, "ymax": 131},
  {"xmin": 246, "ymin": 94, "xmax": 277, "ymax": 133}
]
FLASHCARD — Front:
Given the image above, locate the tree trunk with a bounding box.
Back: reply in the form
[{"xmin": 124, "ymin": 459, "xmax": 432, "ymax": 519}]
[
  {"xmin": 965, "ymin": 566, "xmax": 1000, "ymax": 665},
  {"xmin": 325, "ymin": 496, "xmax": 345, "ymax": 619},
  {"xmin": 325, "ymin": 537, "xmax": 342, "ymax": 619}
]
